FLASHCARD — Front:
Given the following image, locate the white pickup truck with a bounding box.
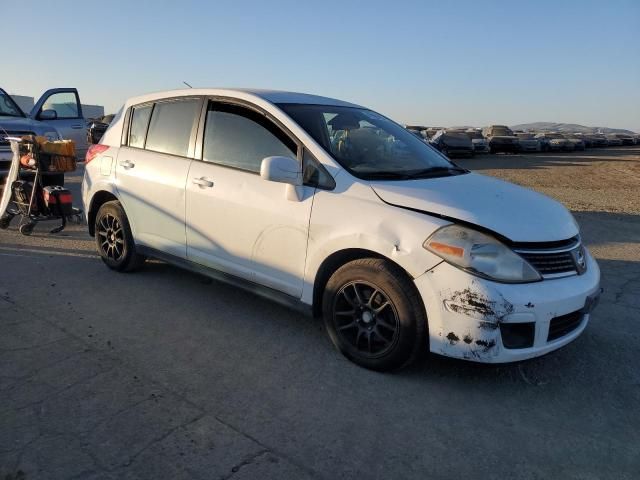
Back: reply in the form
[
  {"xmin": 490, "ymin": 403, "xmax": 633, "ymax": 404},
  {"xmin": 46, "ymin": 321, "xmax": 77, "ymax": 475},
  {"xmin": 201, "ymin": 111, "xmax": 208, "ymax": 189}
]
[{"xmin": 1, "ymin": 87, "xmax": 88, "ymax": 178}]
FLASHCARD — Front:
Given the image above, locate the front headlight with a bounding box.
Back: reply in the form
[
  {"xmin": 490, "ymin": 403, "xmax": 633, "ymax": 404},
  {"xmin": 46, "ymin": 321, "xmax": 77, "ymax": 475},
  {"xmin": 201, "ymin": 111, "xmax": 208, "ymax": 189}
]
[
  {"xmin": 43, "ymin": 131, "xmax": 61, "ymax": 141},
  {"xmin": 423, "ymin": 224, "xmax": 541, "ymax": 283}
]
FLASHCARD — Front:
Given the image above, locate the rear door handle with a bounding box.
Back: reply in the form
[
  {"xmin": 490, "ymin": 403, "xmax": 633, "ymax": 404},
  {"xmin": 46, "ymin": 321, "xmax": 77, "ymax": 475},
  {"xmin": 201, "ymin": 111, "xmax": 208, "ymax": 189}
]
[
  {"xmin": 119, "ymin": 160, "xmax": 135, "ymax": 169},
  {"xmin": 71, "ymin": 124, "xmax": 84, "ymax": 129},
  {"xmin": 192, "ymin": 177, "xmax": 214, "ymax": 188}
]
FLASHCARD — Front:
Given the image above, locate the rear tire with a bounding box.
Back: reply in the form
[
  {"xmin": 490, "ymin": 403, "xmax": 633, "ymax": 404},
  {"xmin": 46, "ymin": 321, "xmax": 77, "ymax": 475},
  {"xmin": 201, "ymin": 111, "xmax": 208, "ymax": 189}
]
[
  {"xmin": 322, "ymin": 258, "xmax": 427, "ymax": 371},
  {"xmin": 95, "ymin": 201, "xmax": 145, "ymax": 272},
  {"xmin": 0, "ymin": 214, "xmax": 12, "ymax": 230}
]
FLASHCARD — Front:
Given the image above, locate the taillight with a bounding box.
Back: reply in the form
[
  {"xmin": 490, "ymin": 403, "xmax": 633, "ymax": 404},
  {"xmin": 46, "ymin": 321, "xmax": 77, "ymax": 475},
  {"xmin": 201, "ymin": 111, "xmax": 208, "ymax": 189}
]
[{"xmin": 85, "ymin": 144, "xmax": 109, "ymax": 164}]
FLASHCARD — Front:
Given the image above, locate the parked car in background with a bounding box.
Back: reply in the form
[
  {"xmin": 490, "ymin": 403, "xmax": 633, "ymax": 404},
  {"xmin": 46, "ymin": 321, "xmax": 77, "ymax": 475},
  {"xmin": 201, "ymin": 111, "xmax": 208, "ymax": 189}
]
[
  {"xmin": 424, "ymin": 127, "xmax": 444, "ymax": 139},
  {"xmin": 515, "ymin": 132, "xmax": 542, "ymax": 152},
  {"xmin": 608, "ymin": 133, "xmax": 634, "ymax": 145},
  {"xmin": 405, "ymin": 125, "xmax": 428, "ymax": 137},
  {"xmin": 535, "ymin": 132, "xmax": 573, "ymax": 151},
  {"xmin": 87, "ymin": 114, "xmax": 115, "ymax": 145},
  {"xmin": 0, "ymin": 88, "xmax": 86, "ymax": 178},
  {"xmin": 429, "ymin": 129, "xmax": 474, "ymax": 157},
  {"xmin": 464, "ymin": 129, "xmax": 490, "ymax": 153},
  {"xmin": 588, "ymin": 134, "xmax": 609, "ymax": 147},
  {"xmin": 573, "ymin": 134, "xmax": 593, "ymax": 148},
  {"xmin": 82, "ymin": 88, "xmax": 600, "ymax": 369},
  {"xmin": 482, "ymin": 125, "xmax": 519, "ymax": 153},
  {"xmin": 564, "ymin": 135, "xmax": 586, "ymax": 151},
  {"xmin": 605, "ymin": 134, "xmax": 623, "ymax": 146}
]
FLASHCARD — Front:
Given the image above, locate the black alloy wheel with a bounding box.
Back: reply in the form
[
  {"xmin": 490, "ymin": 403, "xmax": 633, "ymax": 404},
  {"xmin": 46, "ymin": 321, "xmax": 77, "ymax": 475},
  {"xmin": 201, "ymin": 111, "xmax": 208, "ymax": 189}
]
[
  {"xmin": 97, "ymin": 213, "xmax": 125, "ymax": 262},
  {"xmin": 332, "ymin": 281, "xmax": 400, "ymax": 358}
]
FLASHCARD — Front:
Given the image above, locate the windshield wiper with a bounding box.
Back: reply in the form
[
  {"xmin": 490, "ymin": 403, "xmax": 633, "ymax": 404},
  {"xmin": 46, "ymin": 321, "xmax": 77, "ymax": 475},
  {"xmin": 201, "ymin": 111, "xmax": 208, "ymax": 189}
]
[
  {"xmin": 401, "ymin": 166, "xmax": 468, "ymax": 178},
  {"xmin": 363, "ymin": 171, "xmax": 418, "ymax": 180},
  {"xmin": 363, "ymin": 166, "xmax": 468, "ymax": 181}
]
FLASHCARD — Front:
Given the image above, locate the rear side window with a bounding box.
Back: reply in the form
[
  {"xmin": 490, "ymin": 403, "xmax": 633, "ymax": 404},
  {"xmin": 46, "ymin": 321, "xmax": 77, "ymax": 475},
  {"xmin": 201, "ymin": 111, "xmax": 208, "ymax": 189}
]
[
  {"xmin": 144, "ymin": 98, "xmax": 200, "ymax": 157},
  {"xmin": 128, "ymin": 105, "xmax": 153, "ymax": 148},
  {"xmin": 203, "ymin": 103, "xmax": 297, "ymax": 173}
]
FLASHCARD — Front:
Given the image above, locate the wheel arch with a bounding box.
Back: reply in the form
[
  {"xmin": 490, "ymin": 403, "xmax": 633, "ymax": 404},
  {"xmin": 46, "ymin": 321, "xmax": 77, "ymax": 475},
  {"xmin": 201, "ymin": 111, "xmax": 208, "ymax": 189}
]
[
  {"xmin": 311, "ymin": 248, "xmax": 414, "ymax": 317},
  {"xmin": 87, "ymin": 190, "xmax": 119, "ymax": 236}
]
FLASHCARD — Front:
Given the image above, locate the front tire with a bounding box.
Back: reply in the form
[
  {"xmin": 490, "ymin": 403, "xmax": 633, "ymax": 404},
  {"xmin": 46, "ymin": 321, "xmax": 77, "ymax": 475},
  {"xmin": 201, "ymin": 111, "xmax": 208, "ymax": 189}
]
[
  {"xmin": 322, "ymin": 258, "xmax": 427, "ymax": 371},
  {"xmin": 95, "ymin": 201, "xmax": 145, "ymax": 272}
]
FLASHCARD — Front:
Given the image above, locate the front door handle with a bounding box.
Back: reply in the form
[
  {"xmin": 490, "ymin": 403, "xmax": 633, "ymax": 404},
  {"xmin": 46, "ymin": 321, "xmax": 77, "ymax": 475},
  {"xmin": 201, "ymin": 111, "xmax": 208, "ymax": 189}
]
[
  {"xmin": 119, "ymin": 160, "xmax": 135, "ymax": 169},
  {"xmin": 71, "ymin": 124, "xmax": 84, "ymax": 129},
  {"xmin": 193, "ymin": 177, "xmax": 214, "ymax": 188}
]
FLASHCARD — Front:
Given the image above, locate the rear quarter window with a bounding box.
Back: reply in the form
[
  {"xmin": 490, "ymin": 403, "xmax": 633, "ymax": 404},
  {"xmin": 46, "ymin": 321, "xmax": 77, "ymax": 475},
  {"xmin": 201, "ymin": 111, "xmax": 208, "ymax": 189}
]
[
  {"xmin": 144, "ymin": 99, "xmax": 200, "ymax": 157},
  {"xmin": 128, "ymin": 105, "xmax": 153, "ymax": 148}
]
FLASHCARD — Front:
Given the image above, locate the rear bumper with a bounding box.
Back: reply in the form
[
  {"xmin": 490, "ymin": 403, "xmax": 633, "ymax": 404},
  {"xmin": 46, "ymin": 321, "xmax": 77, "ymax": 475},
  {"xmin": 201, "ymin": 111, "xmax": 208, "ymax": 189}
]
[{"xmin": 414, "ymin": 249, "xmax": 601, "ymax": 363}]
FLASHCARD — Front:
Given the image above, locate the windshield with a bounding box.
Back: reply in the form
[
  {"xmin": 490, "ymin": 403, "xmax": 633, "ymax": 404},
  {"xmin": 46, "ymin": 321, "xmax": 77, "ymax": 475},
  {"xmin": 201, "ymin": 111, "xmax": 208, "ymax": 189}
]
[
  {"xmin": 465, "ymin": 130, "xmax": 483, "ymax": 140},
  {"xmin": 0, "ymin": 89, "xmax": 25, "ymax": 117},
  {"xmin": 489, "ymin": 127, "xmax": 514, "ymax": 136},
  {"xmin": 279, "ymin": 104, "xmax": 461, "ymax": 180}
]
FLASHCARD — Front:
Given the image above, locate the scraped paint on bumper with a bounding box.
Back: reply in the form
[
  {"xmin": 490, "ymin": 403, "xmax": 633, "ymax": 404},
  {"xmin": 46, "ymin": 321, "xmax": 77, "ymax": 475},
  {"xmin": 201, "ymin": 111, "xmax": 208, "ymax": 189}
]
[{"xmin": 414, "ymin": 250, "xmax": 601, "ymax": 363}]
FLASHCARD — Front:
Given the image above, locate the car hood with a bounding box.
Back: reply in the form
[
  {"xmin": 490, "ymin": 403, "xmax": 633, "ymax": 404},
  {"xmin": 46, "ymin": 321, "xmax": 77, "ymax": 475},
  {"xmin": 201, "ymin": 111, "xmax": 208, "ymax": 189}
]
[
  {"xmin": 0, "ymin": 115, "xmax": 45, "ymax": 133},
  {"xmin": 370, "ymin": 172, "xmax": 578, "ymax": 242}
]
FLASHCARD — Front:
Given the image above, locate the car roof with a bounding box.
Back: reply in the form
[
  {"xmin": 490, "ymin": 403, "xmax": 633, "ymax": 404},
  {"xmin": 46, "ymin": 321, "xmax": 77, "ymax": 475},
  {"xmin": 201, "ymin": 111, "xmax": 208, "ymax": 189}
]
[{"xmin": 124, "ymin": 88, "xmax": 363, "ymax": 109}]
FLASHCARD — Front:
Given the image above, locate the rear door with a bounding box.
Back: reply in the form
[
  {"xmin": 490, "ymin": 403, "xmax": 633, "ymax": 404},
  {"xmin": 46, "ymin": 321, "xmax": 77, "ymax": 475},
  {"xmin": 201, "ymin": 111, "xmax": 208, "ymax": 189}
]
[
  {"xmin": 115, "ymin": 96, "xmax": 203, "ymax": 258},
  {"xmin": 30, "ymin": 88, "xmax": 88, "ymax": 157}
]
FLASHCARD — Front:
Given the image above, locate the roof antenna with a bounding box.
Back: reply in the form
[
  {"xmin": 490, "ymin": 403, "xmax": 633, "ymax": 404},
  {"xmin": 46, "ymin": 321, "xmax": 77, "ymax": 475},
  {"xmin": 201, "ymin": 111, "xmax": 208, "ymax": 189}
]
[{"xmin": 183, "ymin": 81, "xmax": 193, "ymax": 88}]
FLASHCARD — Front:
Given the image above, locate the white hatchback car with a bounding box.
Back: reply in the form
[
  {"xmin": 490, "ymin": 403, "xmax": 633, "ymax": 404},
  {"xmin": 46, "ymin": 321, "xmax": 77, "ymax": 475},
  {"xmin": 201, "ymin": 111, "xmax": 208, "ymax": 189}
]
[{"xmin": 82, "ymin": 89, "xmax": 601, "ymax": 371}]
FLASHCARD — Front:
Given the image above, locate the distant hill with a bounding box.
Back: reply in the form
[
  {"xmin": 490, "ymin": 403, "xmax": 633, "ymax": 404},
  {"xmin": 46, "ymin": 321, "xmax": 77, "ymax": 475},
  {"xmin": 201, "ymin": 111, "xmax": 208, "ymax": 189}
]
[{"xmin": 510, "ymin": 122, "xmax": 636, "ymax": 135}]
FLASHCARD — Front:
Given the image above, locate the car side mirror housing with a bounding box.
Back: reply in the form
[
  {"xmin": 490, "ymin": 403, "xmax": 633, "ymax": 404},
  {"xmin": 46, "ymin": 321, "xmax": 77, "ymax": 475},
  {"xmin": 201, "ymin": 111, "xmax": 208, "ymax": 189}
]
[
  {"xmin": 39, "ymin": 109, "xmax": 58, "ymax": 121},
  {"xmin": 260, "ymin": 156, "xmax": 302, "ymax": 186}
]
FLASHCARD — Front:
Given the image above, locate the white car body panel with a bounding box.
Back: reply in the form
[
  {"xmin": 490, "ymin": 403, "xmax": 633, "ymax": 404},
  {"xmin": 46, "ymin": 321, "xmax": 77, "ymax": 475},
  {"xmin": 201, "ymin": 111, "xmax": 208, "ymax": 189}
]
[
  {"xmin": 115, "ymin": 147, "xmax": 192, "ymax": 259},
  {"xmin": 369, "ymin": 173, "xmax": 578, "ymax": 242},
  {"xmin": 415, "ymin": 250, "xmax": 600, "ymax": 362},
  {"xmin": 185, "ymin": 159, "xmax": 314, "ymax": 297},
  {"xmin": 300, "ymin": 175, "xmax": 448, "ymax": 305},
  {"xmin": 83, "ymin": 88, "xmax": 601, "ymax": 365}
]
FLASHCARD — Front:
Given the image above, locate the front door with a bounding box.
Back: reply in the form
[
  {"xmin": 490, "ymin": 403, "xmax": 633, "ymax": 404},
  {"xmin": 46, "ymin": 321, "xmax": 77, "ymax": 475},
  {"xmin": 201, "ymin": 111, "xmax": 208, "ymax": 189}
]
[
  {"xmin": 186, "ymin": 101, "xmax": 314, "ymax": 297},
  {"xmin": 30, "ymin": 88, "xmax": 88, "ymax": 157}
]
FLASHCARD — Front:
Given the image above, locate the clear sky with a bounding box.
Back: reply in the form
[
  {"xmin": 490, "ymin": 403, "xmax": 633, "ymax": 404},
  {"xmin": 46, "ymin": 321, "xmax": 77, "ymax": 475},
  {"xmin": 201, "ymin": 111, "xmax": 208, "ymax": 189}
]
[{"xmin": 4, "ymin": 0, "xmax": 639, "ymax": 131}]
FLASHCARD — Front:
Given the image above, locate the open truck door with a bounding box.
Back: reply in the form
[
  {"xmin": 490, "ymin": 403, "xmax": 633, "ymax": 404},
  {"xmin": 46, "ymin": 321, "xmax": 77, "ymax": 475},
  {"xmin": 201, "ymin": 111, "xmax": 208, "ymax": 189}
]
[{"xmin": 30, "ymin": 88, "xmax": 88, "ymax": 158}]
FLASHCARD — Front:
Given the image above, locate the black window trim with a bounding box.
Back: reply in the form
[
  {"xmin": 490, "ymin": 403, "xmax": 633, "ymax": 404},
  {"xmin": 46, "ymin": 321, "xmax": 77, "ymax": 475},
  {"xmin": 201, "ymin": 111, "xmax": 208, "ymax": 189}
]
[
  {"xmin": 122, "ymin": 96, "xmax": 205, "ymax": 160},
  {"xmin": 194, "ymin": 97, "xmax": 300, "ymax": 176},
  {"xmin": 37, "ymin": 90, "xmax": 84, "ymax": 120},
  {"xmin": 194, "ymin": 96, "xmax": 334, "ymax": 190}
]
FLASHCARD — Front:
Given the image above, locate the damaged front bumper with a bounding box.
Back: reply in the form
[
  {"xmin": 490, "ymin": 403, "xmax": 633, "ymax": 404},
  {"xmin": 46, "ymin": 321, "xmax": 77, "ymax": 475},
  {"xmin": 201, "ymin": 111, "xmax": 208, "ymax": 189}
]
[{"xmin": 414, "ymin": 250, "xmax": 601, "ymax": 363}]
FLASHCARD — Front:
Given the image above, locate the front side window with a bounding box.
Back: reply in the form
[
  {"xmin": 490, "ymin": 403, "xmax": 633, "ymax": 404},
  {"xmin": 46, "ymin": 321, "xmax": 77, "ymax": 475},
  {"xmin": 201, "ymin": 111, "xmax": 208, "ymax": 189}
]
[
  {"xmin": 128, "ymin": 104, "xmax": 153, "ymax": 148},
  {"xmin": 0, "ymin": 90, "xmax": 24, "ymax": 117},
  {"xmin": 145, "ymin": 98, "xmax": 200, "ymax": 157},
  {"xmin": 42, "ymin": 92, "xmax": 80, "ymax": 119},
  {"xmin": 279, "ymin": 104, "xmax": 461, "ymax": 180},
  {"xmin": 203, "ymin": 102, "xmax": 297, "ymax": 173}
]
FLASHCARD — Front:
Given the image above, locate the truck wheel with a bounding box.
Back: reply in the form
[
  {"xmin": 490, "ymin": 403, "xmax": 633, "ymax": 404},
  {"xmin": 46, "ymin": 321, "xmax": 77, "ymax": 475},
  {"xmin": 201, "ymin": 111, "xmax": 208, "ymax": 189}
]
[
  {"xmin": 322, "ymin": 258, "xmax": 427, "ymax": 371},
  {"xmin": 95, "ymin": 201, "xmax": 145, "ymax": 272}
]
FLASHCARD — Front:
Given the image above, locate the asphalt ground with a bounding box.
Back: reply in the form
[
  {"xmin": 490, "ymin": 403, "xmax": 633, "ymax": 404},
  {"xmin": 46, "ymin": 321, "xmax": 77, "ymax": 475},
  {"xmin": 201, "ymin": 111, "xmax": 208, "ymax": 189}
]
[{"xmin": 1, "ymin": 147, "xmax": 639, "ymax": 479}]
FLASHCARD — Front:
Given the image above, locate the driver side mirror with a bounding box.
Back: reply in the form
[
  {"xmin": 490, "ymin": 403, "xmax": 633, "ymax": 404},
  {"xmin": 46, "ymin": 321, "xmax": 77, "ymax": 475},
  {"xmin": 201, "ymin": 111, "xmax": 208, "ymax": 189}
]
[
  {"xmin": 39, "ymin": 109, "xmax": 58, "ymax": 121},
  {"xmin": 260, "ymin": 156, "xmax": 302, "ymax": 186}
]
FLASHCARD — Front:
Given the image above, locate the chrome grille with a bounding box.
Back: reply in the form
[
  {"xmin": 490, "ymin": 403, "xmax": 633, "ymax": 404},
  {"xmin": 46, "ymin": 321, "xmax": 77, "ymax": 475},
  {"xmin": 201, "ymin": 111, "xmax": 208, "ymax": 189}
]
[{"xmin": 514, "ymin": 239, "xmax": 582, "ymax": 278}]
